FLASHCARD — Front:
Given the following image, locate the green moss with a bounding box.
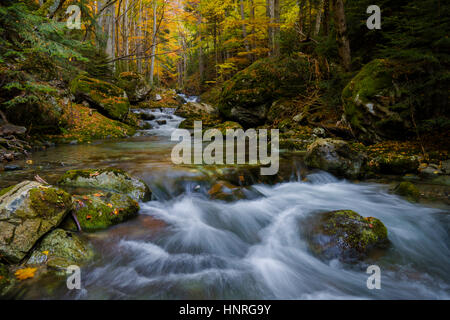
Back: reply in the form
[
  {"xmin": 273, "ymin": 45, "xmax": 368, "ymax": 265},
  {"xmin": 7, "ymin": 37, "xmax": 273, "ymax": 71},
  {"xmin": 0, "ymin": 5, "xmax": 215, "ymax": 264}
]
[
  {"xmin": 394, "ymin": 181, "xmax": 420, "ymax": 202},
  {"xmin": 70, "ymin": 75, "xmax": 130, "ymax": 121},
  {"xmin": 0, "ymin": 185, "xmax": 15, "ymax": 197},
  {"xmin": 28, "ymin": 187, "xmax": 72, "ymax": 218},
  {"xmin": 68, "ymin": 193, "xmax": 139, "ymax": 232}
]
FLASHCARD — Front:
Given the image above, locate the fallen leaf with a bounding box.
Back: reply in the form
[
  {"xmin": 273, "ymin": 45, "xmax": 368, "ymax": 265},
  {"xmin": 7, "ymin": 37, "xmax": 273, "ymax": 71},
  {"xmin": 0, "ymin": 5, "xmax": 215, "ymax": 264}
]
[
  {"xmin": 369, "ymin": 224, "xmax": 373, "ymax": 228},
  {"xmin": 107, "ymin": 203, "xmax": 113, "ymax": 208},
  {"xmin": 86, "ymin": 215, "xmax": 92, "ymax": 220},
  {"xmin": 42, "ymin": 251, "xmax": 49, "ymax": 256},
  {"xmin": 15, "ymin": 268, "xmax": 37, "ymax": 281},
  {"xmin": 93, "ymin": 193, "xmax": 104, "ymax": 197}
]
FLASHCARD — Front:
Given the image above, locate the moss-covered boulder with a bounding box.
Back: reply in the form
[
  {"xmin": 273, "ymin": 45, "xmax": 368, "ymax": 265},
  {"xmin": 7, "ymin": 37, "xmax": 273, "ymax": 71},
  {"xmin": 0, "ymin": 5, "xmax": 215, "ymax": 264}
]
[
  {"xmin": 305, "ymin": 210, "xmax": 389, "ymax": 263},
  {"xmin": 27, "ymin": 229, "xmax": 94, "ymax": 270},
  {"xmin": 62, "ymin": 192, "xmax": 139, "ymax": 232},
  {"xmin": 213, "ymin": 121, "xmax": 243, "ymax": 135},
  {"xmin": 394, "ymin": 181, "xmax": 420, "ymax": 202},
  {"xmin": 58, "ymin": 168, "xmax": 151, "ymax": 202},
  {"xmin": 342, "ymin": 59, "xmax": 413, "ymax": 143},
  {"xmin": 218, "ymin": 56, "xmax": 314, "ymax": 127},
  {"xmin": 70, "ymin": 75, "xmax": 130, "ymax": 121},
  {"xmin": 304, "ymin": 139, "xmax": 367, "ymax": 179},
  {"xmin": 0, "ymin": 181, "xmax": 72, "ymax": 263},
  {"xmin": 116, "ymin": 72, "xmax": 151, "ymax": 103}
]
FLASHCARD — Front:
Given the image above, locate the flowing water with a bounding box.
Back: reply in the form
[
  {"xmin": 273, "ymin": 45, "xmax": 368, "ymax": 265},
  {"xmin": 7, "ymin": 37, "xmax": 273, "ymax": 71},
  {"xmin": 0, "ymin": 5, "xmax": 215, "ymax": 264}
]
[{"xmin": 1, "ymin": 102, "xmax": 449, "ymax": 300}]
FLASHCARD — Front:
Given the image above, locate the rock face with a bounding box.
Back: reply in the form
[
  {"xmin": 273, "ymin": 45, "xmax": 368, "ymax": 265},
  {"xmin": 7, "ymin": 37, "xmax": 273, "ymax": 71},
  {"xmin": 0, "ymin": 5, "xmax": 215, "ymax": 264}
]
[
  {"xmin": 305, "ymin": 210, "xmax": 389, "ymax": 263},
  {"xmin": 116, "ymin": 72, "xmax": 151, "ymax": 103},
  {"xmin": 58, "ymin": 168, "xmax": 151, "ymax": 202},
  {"xmin": 304, "ymin": 139, "xmax": 366, "ymax": 179},
  {"xmin": 342, "ymin": 59, "xmax": 412, "ymax": 143},
  {"xmin": 0, "ymin": 181, "xmax": 72, "ymax": 263},
  {"xmin": 63, "ymin": 192, "xmax": 139, "ymax": 232},
  {"xmin": 27, "ymin": 229, "xmax": 94, "ymax": 269},
  {"xmin": 219, "ymin": 57, "xmax": 314, "ymax": 127},
  {"xmin": 70, "ymin": 75, "xmax": 130, "ymax": 121}
]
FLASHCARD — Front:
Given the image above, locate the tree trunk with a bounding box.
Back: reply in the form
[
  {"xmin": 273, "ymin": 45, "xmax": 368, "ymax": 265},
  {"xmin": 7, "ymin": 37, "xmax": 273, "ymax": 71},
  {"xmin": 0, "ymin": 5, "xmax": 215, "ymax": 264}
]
[
  {"xmin": 198, "ymin": 13, "xmax": 204, "ymax": 83},
  {"xmin": 150, "ymin": 0, "xmax": 157, "ymax": 85},
  {"xmin": 239, "ymin": 0, "xmax": 250, "ymax": 53},
  {"xmin": 314, "ymin": 0, "xmax": 324, "ymax": 36},
  {"xmin": 323, "ymin": 0, "xmax": 329, "ymax": 36},
  {"xmin": 273, "ymin": 0, "xmax": 280, "ymax": 56},
  {"xmin": 332, "ymin": 0, "xmax": 351, "ymax": 71},
  {"xmin": 266, "ymin": 0, "xmax": 272, "ymax": 56}
]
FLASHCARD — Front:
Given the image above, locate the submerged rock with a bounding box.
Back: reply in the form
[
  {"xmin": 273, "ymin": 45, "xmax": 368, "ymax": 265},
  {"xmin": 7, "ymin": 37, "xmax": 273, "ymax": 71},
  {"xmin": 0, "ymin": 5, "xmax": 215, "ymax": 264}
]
[
  {"xmin": 58, "ymin": 168, "xmax": 151, "ymax": 201},
  {"xmin": 208, "ymin": 181, "xmax": 246, "ymax": 202},
  {"xmin": 70, "ymin": 75, "xmax": 130, "ymax": 121},
  {"xmin": 0, "ymin": 181, "xmax": 72, "ymax": 263},
  {"xmin": 394, "ymin": 181, "xmax": 420, "ymax": 202},
  {"xmin": 62, "ymin": 192, "xmax": 139, "ymax": 232},
  {"xmin": 27, "ymin": 229, "xmax": 94, "ymax": 270},
  {"xmin": 304, "ymin": 138, "xmax": 366, "ymax": 179},
  {"xmin": 305, "ymin": 210, "xmax": 389, "ymax": 263}
]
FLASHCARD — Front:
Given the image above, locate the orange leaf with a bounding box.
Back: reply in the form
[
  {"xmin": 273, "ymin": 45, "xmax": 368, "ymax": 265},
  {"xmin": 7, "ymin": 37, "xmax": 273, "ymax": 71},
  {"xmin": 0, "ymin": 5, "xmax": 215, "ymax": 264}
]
[{"xmin": 15, "ymin": 268, "xmax": 37, "ymax": 281}]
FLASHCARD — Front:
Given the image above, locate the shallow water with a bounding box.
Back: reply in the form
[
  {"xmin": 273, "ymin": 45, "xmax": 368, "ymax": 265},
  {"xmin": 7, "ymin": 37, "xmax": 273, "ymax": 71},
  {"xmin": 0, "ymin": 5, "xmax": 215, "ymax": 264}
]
[{"xmin": 1, "ymin": 108, "xmax": 449, "ymax": 300}]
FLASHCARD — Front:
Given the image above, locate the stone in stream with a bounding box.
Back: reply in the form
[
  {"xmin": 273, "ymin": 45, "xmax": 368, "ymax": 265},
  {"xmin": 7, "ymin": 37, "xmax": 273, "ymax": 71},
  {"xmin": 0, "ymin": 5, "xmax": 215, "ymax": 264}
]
[
  {"xmin": 156, "ymin": 119, "xmax": 167, "ymax": 125},
  {"xmin": 138, "ymin": 112, "xmax": 156, "ymax": 121},
  {"xmin": 0, "ymin": 181, "xmax": 73, "ymax": 263},
  {"xmin": 61, "ymin": 192, "xmax": 140, "ymax": 232},
  {"xmin": 27, "ymin": 229, "xmax": 94, "ymax": 270},
  {"xmin": 394, "ymin": 181, "xmax": 420, "ymax": 202},
  {"xmin": 304, "ymin": 210, "xmax": 389, "ymax": 263},
  {"xmin": 304, "ymin": 138, "xmax": 366, "ymax": 179},
  {"xmin": 58, "ymin": 168, "xmax": 151, "ymax": 202},
  {"xmin": 208, "ymin": 181, "xmax": 247, "ymax": 202}
]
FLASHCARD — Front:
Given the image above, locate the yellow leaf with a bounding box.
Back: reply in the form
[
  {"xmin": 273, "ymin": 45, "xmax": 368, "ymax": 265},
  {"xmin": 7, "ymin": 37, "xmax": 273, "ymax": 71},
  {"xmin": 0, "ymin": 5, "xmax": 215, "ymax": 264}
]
[
  {"xmin": 42, "ymin": 251, "xmax": 49, "ymax": 256},
  {"xmin": 107, "ymin": 203, "xmax": 113, "ymax": 208},
  {"xmin": 26, "ymin": 160, "xmax": 33, "ymax": 165},
  {"xmin": 15, "ymin": 268, "xmax": 37, "ymax": 281}
]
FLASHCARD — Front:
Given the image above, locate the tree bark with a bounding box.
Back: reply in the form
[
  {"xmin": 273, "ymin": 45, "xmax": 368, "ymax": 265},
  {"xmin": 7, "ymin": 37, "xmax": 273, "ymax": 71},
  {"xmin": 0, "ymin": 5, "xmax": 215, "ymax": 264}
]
[
  {"xmin": 332, "ymin": 0, "xmax": 351, "ymax": 71},
  {"xmin": 239, "ymin": 0, "xmax": 250, "ymax": 54},
  {"xmin": 150, "ymin": 0, "xmax": 157, "ymax": 85}
]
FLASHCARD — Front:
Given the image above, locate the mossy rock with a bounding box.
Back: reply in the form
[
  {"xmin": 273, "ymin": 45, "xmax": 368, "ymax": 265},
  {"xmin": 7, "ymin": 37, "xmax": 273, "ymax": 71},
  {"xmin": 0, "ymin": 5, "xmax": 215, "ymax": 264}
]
[
  {"xmin": 207, "ymin": 181, "xmax": 246, "ymax": 202},
  {"xmin": 27, "ymin": 229, "xmax": 94, "ymax": 270},
  {"xmin": 304, "ymin": 138, "xmax": 367, "ymax": 179},
  {"xmin": 394, "ymin": 182, "xmax": 420, "ymax": 202},
  {"xmin": 58, "ymin": 168, "xmax": 151, "ymax": 202},
  {"xmin": 342, "ymin": 59, "xmax": 413, "ymax": 143},
  {"xmin": 0, "ymin": 262, "xmax": 16, "ymax": 297},
  {"xmin": 116, "ymin": 72, "xmax": 151, "ymax": 103},
  {"xmin": 218, "ymin": 56, "xmax": 314, "ymax": 127},
  {"xmin": 305, "ymin": 210, "xmax": 389, "ymax": 263},
  {"xmin": 62, "ymin": 192, "xmax": 139, "ymax": 232},
  {"xmin": 70, "ymin": 74, "xmax": 130, "ymax": 121},
  {"xmin": 372, "ymin": 155, "xmax": 419, "ymax": 175},
  {"xmin": 213, "ymin": 121, "xmax": 243, "ymax": 135},
  {"xmin": 0, "ymin": 181, "xmax": 73, "ymax": 263}
]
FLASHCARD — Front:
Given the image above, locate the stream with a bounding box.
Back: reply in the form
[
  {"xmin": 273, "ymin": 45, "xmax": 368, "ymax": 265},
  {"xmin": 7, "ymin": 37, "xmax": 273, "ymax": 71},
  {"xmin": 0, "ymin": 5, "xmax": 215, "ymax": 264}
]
[{"xmin": 1, "ymin": 99, "xmax": 449, "ymax": 299}]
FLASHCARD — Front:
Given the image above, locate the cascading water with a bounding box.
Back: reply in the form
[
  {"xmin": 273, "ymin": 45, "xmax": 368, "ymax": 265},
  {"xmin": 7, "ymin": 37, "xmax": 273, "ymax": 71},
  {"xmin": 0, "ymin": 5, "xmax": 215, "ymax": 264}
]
[
  {"xmin": 3, "ymin": 95, "xmax": 449, "ymax": 300},
  {"xmin": 63, "ymin": 171, "xmax": 449, "ymax": 300}
]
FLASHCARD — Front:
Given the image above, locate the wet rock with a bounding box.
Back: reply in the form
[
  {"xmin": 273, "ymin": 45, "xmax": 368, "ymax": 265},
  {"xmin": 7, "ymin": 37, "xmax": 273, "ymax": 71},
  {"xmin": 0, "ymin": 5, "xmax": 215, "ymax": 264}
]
[
  {"xmin": 138, "ymin": 112, "xmax": 156, "ymax": 121},
  {"xmin": 58, "ymin": 168, "xmax": 151, "ymax": 202},
  {"xmin": 0, "ymin": 262, "xmax": 16, "ymax": 297},
  {"xmin": 62, "ymin": 192, "xmax": 139, "ymax": 232},
  {"xmin": 175, "ymin": 102, "xmax": 217, "ymax": 118},
  {"xmin": 116, "ymin": 72, "xmax": 151, "ymax": 103},
  {"xmin": 394, "ymin": 181, "xmax": 420, "ymax": 202},
  {"xmin": 156, "ymin": 119, "xmax": 167, "ymax": 125},
  {"xmin": 293, "ymin": 113, "xmax": 307, "ymax": 124},
  {"xmin": 4, "ymin": 165, "xmax": 22, "ymax": 171},
  {"xmin": 304, "ymin": 138, "xmax": 366, "ymax": 179},
  {"xmin": 373, "ymin": 155, "xmax": 419, "ymax": 175},
  {"xmin": 27, "ymin": 229, "xmax": 94, "ymax": 270},
  {"xmin": 0, "ymin": 124, "xmax": 27, "ymax": 136},
  {"xmin": 208, "ymin": 181, "xmax": 246, "ymax": 202},
  {"xmin": 305, "ymin": 210, "xmax": 389, "ymax": 263},
  {"xmin": 70, "ymin": 74, "xmax": 130, "ymax": 121},
  {"xmin": 0, "ymin": 181, "xmax": 72, "ymax": 263},
  {"xmin": 312, "ymin": 127, "xmax": 326, "ymax": 138}
]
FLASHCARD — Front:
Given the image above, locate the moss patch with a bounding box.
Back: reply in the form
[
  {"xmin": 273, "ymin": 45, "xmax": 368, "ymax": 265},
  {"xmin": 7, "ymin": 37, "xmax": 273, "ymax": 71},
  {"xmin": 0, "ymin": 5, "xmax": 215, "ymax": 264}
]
[{"xmin": 394, "ymin": 182, "xmax": 420, "ymax": 202}]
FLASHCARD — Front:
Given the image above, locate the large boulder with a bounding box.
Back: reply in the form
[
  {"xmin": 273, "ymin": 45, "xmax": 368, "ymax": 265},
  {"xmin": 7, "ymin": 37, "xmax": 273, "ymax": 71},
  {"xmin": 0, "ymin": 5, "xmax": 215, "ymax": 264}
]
[
  {"xmin": 58, "ymin": 168, "xmax": 151, "ymax": 202},
  {"xmin": 218, "ymin": 56, "xmax": 314, "ymax": 127},
  {"xmin": 304, "ymin": 138, "xmax": 366, "ymax": 179},
  {"xmin": 62, "ymin": 192, "xmax": 139, "ymax": 232},
  {"xmin": 0, "ymin": 181, "xmax": 72, "ymax": 263},
  {"xmin": 305, "ymin": 210, "xmax": 389, "ymax": 263},
  {"xmin": 342, "ymin": 59, "xmax": 412, "ymax": 143},
  {"xmin": 27, "ymin": 229, "xmax": 94, "ymax": 270},
  {"xmin": 116, "ymin": 72, "xmax": 151, "ymax": 103},
  {"xmin": 70, "ymin": 75, "xmax": 130, "ymax": 121}
]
